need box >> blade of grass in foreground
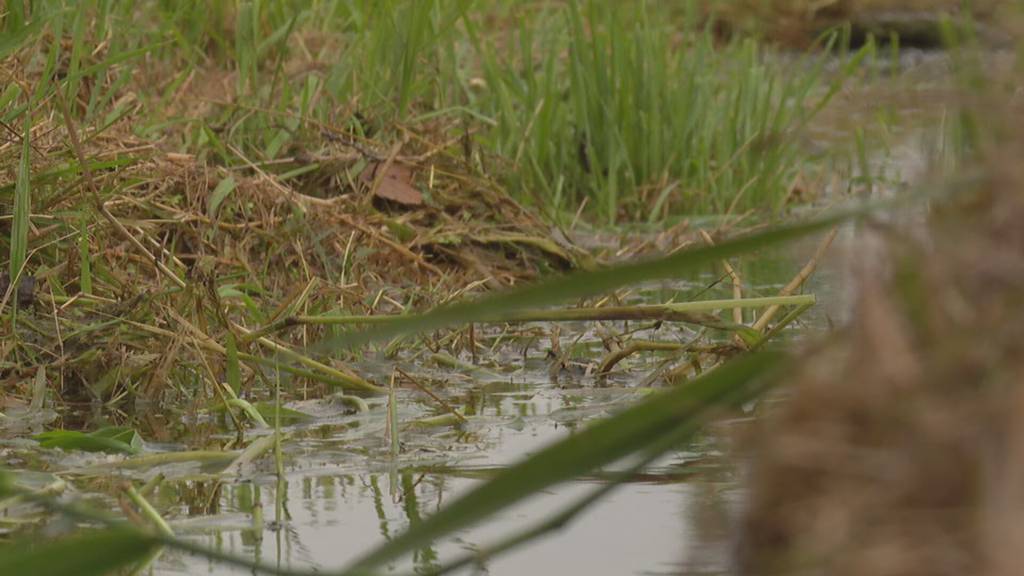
[0,527,157,576]
[314,211,853,352]
[345,350,785,571]
[9,114,31,282]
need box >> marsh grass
[0,2,871,574]
[469,2,854,222]
[3,1,839,220]
[0,0,845,403]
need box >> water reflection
[139,246,844,575]
[156,461,736,575]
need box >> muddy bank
[713,0,1016,48]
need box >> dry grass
[0,22,584,413]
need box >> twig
[698,229,744,325]
[597,340,688,375]
[752,227,838,333]
[395,367,467,424]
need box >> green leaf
[253,402,314,426]
[0,528,157,576]
[218,285,265,322]
[0,83,21,112]
[34,426,143,455]
[207,175,237,219]
[226,398,268,427]
[347,351,784,570]
[213,401,313,427]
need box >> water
[92,237,834,576]
[0,201,860,576]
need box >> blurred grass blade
[347,350,784,570]
[9,114,31,282]
[316,212,853,352]
[226,331,241,395]
[0,12,46,60]
[78,213,92,295]
[0,528,157,576]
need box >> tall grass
[0,2,879,574]
[1,0,837,225]
[468,2,841,222]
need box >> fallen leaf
[361,161,423,207]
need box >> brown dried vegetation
[0,22,585,414]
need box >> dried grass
[0,30,581,411]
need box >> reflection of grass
[0,349,791,575]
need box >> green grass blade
[0,528,158,576]
[315,210,854,352]
[0,11,47,60]
[62,40,171,87]
[346,350,785,570]
[34,427,143,455]
[226,331,242,395]
[77,213,92,295]
[9,114,31,282]
[208,175,238,219]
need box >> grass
[0,0,1004,573]
[0,0,849,404]
[2,0,839,223]
[469,2,849,222]
[0,1,882,574]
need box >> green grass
[2,0,839,225]
[468,2,851,222]
[0,0,851,397]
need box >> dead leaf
[360,161,423,207]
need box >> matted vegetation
[0,0,845,412]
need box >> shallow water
[0,168,878,576]
[117,238,840,576]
